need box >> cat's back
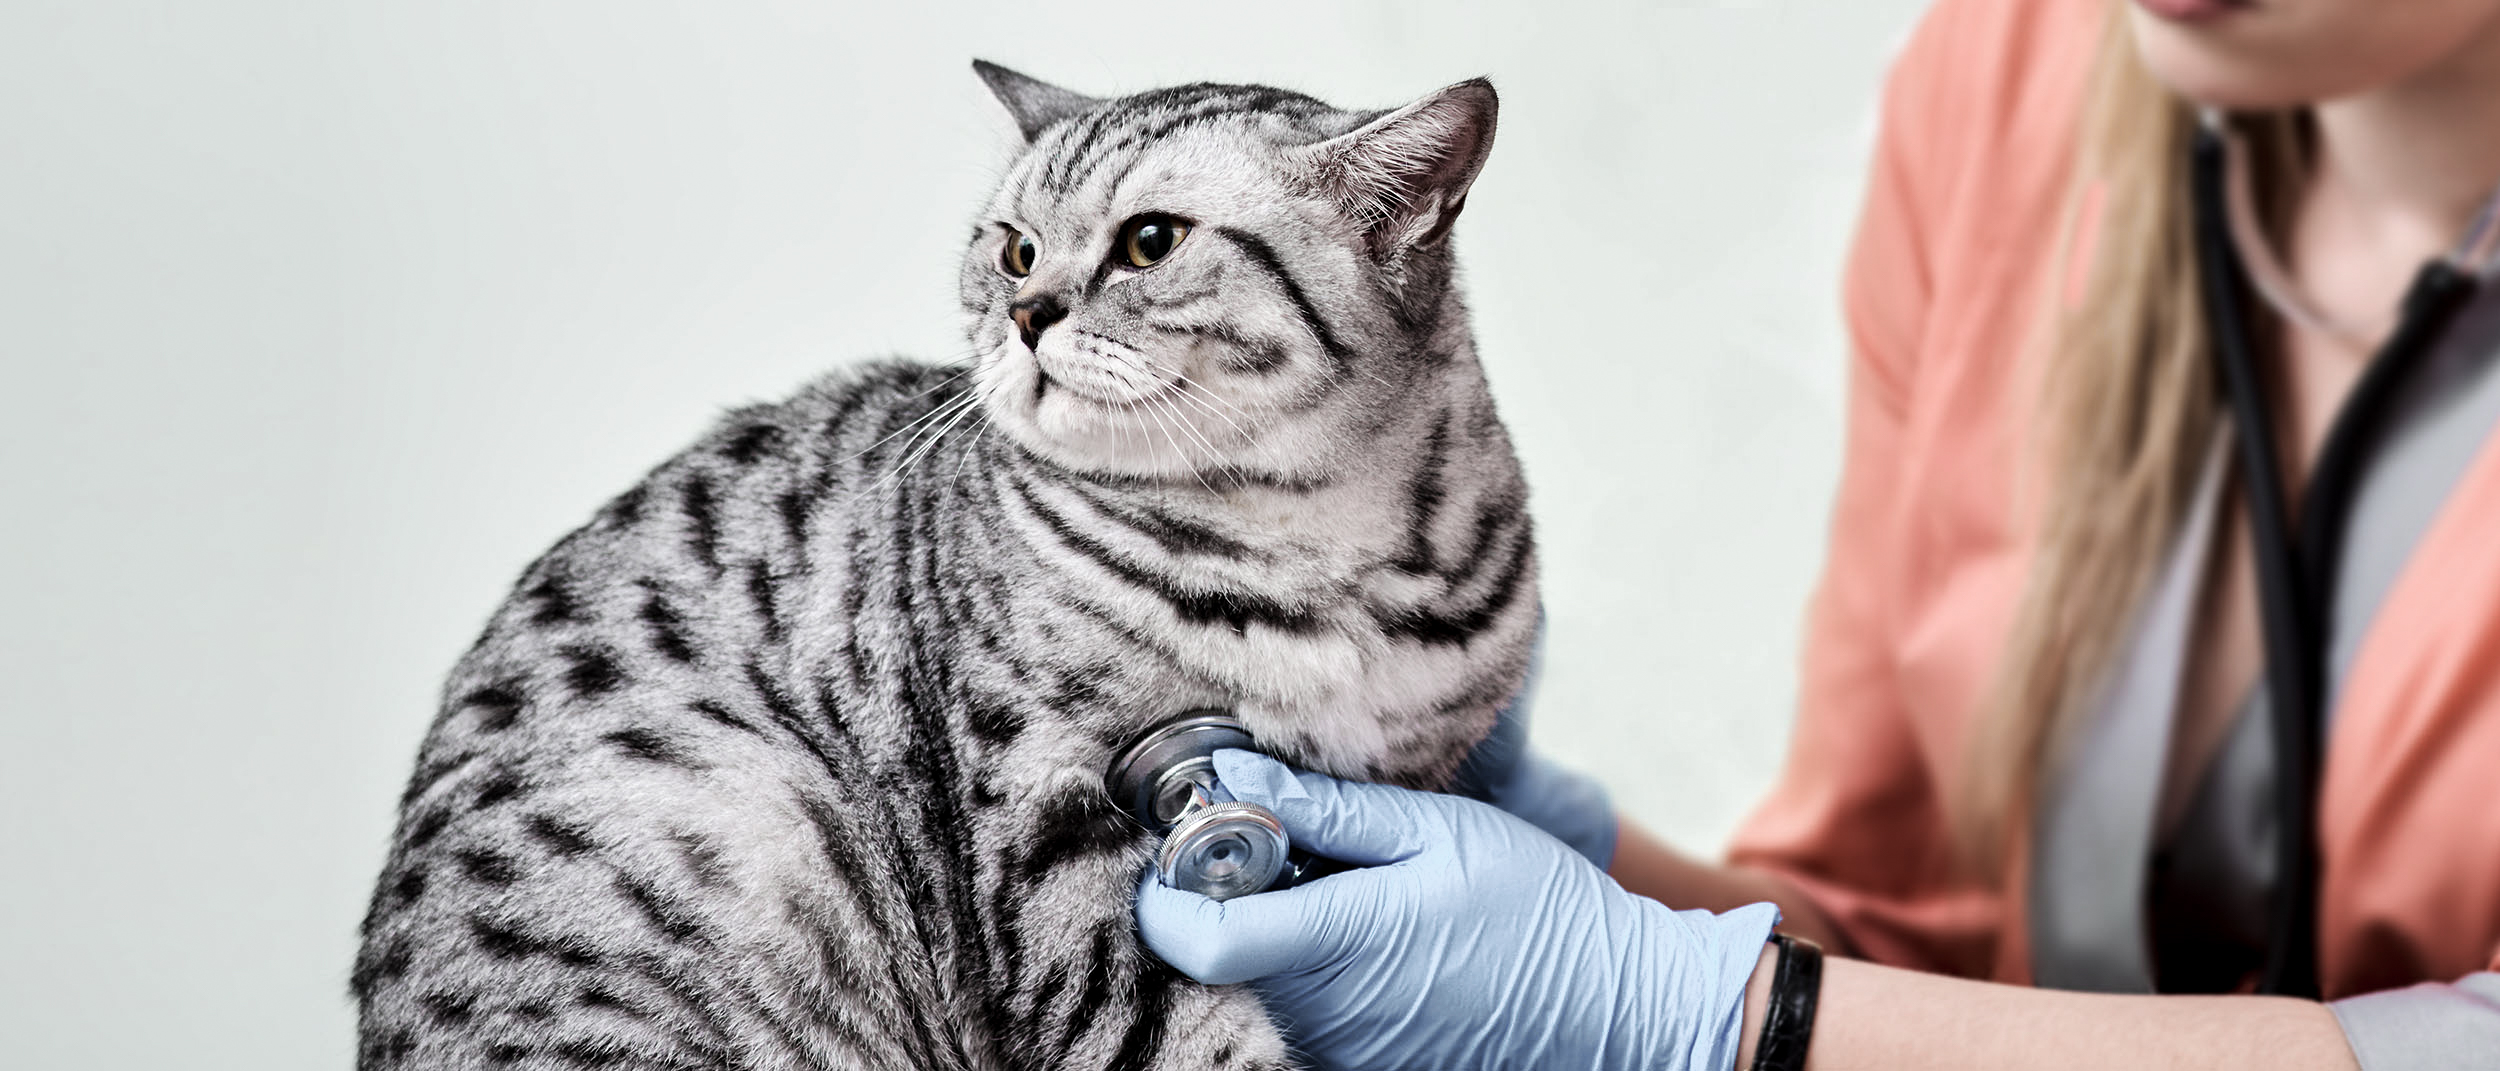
[354,357,996,1069]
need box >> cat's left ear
[973,60,1100,143]
[1297,78,1498,259]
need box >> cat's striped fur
[355,65,1536,1070]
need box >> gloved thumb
[1210,749,1434,866]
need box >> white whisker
[838,390,978,468]
[883,390,986,485]
[1159,364,1253,420]
[848,390,984,504]
[1154,393,1245,493]
[1164,375,1255,445]
[1155,393,1228,469]
[954,419,991,480]
[1138,393,1219,494]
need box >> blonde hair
[1955,4,2312,868]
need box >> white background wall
[1,0,1928,1065]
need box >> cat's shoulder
[578,355,971,527]
[698,357,970,456]
[474,357,965,614]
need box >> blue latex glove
[1137,750,1778,1071]
[1450,620,1620,869]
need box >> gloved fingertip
[1209,748,1307,804]
[1209,750,1437,866]
[1134,875,1324,985]
[1133,875,1225,978]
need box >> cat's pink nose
[1011,295,1067,351]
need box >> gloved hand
[1450,621,1620,869]
[1137,749,1778,1071]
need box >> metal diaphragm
[1156,801,1290,901]
[1105,710,1256,829]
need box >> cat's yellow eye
[1001,229,1038,277]
[1120,214,1190,269]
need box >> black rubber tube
[2189,126,2474,998]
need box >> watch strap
[1748,933,1823,1071]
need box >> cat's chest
[961,469,1534,784]
[984,565,1526,789]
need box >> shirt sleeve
[1720,0,2004,978]
[2330,973,2500,1071]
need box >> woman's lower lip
[2133,0,2251,23]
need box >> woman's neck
[2308,20,2500,262]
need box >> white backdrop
[0,0,1926,1064]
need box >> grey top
[2028,275,2500,1068]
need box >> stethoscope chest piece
[1107,709,1327,901]
[1157,801,1290,901]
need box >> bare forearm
[1612,820,2358,1069]
[1735,955,2358,1071]
[1608,819,1847,951]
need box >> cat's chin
[992,383,1215,477]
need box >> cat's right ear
[973,60,1099,143]
[1295,78,1498,261]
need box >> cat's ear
[973,60,1100,143]
[1297,78,1498,259]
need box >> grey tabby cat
[355,62,1538,1071]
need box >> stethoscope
[1105,710,1345,901]
[2190,113,2486,998]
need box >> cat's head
[960,63,1497,486]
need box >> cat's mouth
[1029,330,1184,410]
[1030,350,1183,412]
[1009,335,1241,474]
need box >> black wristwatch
[1748,934,1823,1071]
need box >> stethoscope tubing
[2188,122,2475,998]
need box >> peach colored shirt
[1724,0,2500,997]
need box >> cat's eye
[1001,229,1038,277]
[1120,214,1191,269]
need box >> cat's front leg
[1133,979,1294,1071]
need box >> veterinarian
[1136,0,2500,1067]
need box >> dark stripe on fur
[1061,481,1257,559]
[1195,320,1295,375]
[687,697,762,737]
[1380,521,1532,645]
[1390,412,1453,575]
[603,727,704,769]
[390,866,427,909]
[350,936,411,1000]
[637,590,698,664]
[613,873,708,946]
[1011,477,1321,634]
[456,847,521,885]
[1209,226,1353,370]
[1015,790,1142,885]
[669,831,735,890]
[405,807,454,850]
[473,767,529,809]
[460,683,525,733]
[526,813,597,857]
[560,644,627,697]
[681,475,722,576]
[526,573,580,626]
[467,915,604,968]
[1105,959,1179,1071]
[722,421,783,465]
[744,561,785,645]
